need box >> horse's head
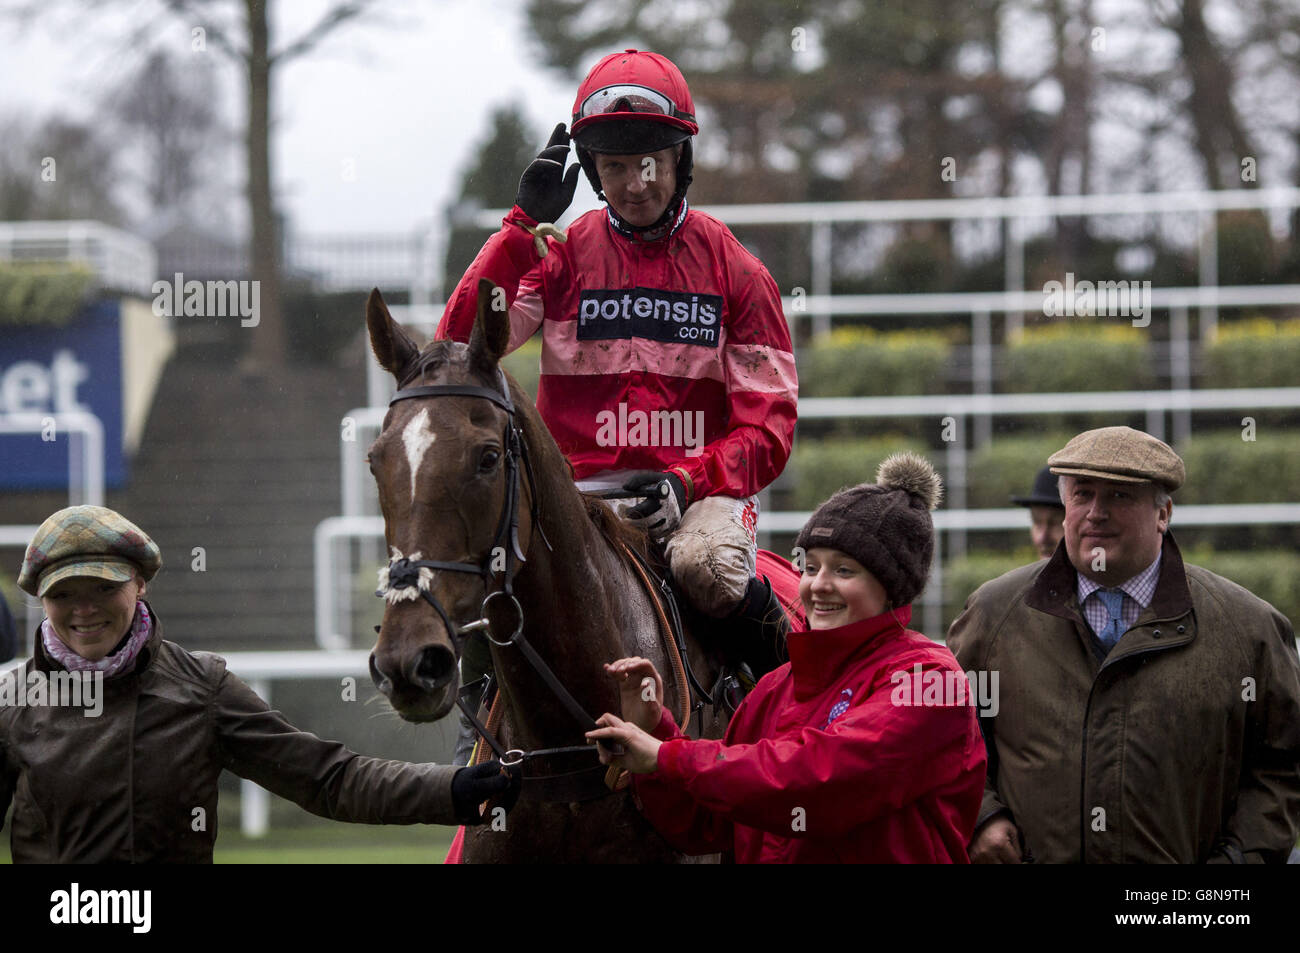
[364,280,521,721]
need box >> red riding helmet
[571,49,698,231]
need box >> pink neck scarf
[41,601,153,679]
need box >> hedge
[1003,323,1152,392]
[796,426,1300,511]
[787,434,929,509]
[1181,546,1300,628]
[0,262,95,326]
[942,550,1038,632]
[799,327,953,397]
[965,432,1074,508]
[1176,430,1300,504]
[1202,318,1300,389]
[500,336,542,401]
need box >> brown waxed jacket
[947,533,1300,863]
[0,604,458,862]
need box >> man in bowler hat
[1012,466,1065,561]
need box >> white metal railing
[326,387,1300,643]
[281,187,1300,310]
[318,383,1300,648]
[365,282,1300,422]
[0,220,157,297]
[315,516,384,650]
[462,185,1300,338]
[0,411,105,505]
[314,502,1300,661]
[335,388,1300,546]
[219,650,373,838]
[0,411,107,638]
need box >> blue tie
[1096,588,1127,649]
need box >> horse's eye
[479,448,501,473]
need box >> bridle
[375,366,621,786]
[378,367,542,652]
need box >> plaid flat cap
[1048,426,1185,491]
[17,505,162,597]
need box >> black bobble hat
[795,453,943,608]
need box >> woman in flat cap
[1,505,518,863]
[587,453,987,862]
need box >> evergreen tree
[442,106,538,294]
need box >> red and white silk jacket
[435,205,798,502]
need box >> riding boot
[452,707,480,767]
[717,574,790,681]
[452,632,495,767]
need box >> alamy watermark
[1042,272,1151,328]
[890,664,999,716]
[152,272,260,327]
[50,883,150,933]
[595,402,705,456]
[1,669,104,717]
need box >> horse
[363,279,730,863]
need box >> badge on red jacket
[823,688,854,729]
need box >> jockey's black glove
[451,759,522,825]
[515,123,581,224]
[621,471,688,539]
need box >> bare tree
[107,49,231,221]
[147,0,379,371]
[0,114,127,224]
[1152,0,1258,190]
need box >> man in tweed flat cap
[948,427,1300,863]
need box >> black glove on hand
[515,122,581,223]
[451,760,522,825]
[621,471,688,539]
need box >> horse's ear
[468,278,509,371]
[366,288,420,381]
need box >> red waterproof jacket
[436,205,798,502]
[633,606,987,862]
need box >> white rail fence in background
[317,387,1300,649]
[0,411,107,638]
[0,221,157,297]
[314,504,1300,655]
[369,282,1300,419]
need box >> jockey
[436,50,798,761]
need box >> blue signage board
[0,298,125,489]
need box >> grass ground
[212,822,457,863]
[1,800,458,864]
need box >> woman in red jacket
[587,453,987,862]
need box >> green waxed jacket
[947,533,1300,863]
[0,604,458,862]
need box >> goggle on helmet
[571,50,699,230]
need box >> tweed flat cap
[17,505,162,597]
[1048,426,1185,491]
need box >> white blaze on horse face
[401,409,437,502]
